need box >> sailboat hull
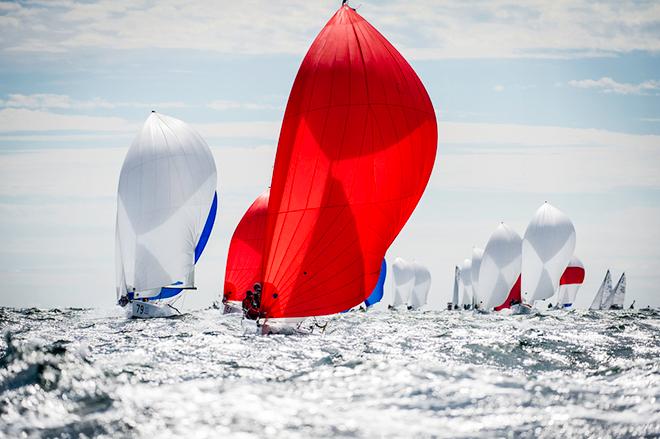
[223,301,243,315]
[129,301,180,319]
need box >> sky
[0,0,659,310]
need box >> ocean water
[1,307,659,438]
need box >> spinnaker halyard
[115,112,218,318]
[255,5,437,320]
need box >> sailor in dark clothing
[242,290,259,320]
[253,283,263,308]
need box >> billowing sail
[604,272,626,309]
[557,256,585,308]
[452,266,460,308]
[409,262,431,310]
[521,203,576,304]
[392,257,415,307]
[223,190,269,302]
[258,5,437,318]
[479,223,522,310]
[589,270,612,310]
[460,258,472,307]
[494,275,521,311]
[470,247,484,307]
[115,112,217,299]
[365,259,387,307]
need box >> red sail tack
[223,190,269,302]
[559,266,585,286]
[259,5,438,318]
[494,275,521,311]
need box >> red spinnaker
[223,190,269,302]
[260,5,438,318]
[559,266,585,286]
[494,275,521,311]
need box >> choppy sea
[1,307,659,438]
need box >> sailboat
[248,4,437,331]
[450,266,460,310]
[556,256,585,309]
[521,203,576,311]
[590,270,613,310]
[460,258,473,309]
[391,257,415,309]
[115,112,218,318]
[222,190,269,314]
[365,259,387,308]
[603,272,626,310]
[470,247,485,309]
[494,275,521,311]
[479,223,522,310]
[408,262,432,310]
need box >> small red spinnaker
[494,275,522,311]
[259,5,438,318]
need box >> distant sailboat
[451,266,460,310]
[556,256,585,309]
[253,4,437,327]
[408,262,432,310]
[603,272,626,310]
[460,258,473,309]
[223,190,269,314]
[589,270,613,310]
[470,247,485,309]
[479,223,522,310]
[365,259,387,308]
[391,257,415,309]
[115,112,218,319]
[521,203,576,308]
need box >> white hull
[223,301,243,315]
[510,303,533,315]
[130,301,180,319]
[242,317,320,335]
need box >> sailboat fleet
[114,3,631,322]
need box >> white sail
[604,272,626,309]
[589,270,612,310]
[452,266,460,307]
[115,112,217,297]
[479,223,522,310]
[557,256,585,308]
[470,247,484,308]
[460,258,473,307]
[521,203,576,304]
[391,257,414,307]
[409,262,431,310]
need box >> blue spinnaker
[365,259,387,307]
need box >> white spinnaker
[452,266,460,307]
[409,262,431,309]
[589,270,612,310]
[115,112,217,296]
[470,247,484,307]
[391,257,415,307]
[557,256,584,307]
[479,223,522,310]
[521,203,576,304]
[460,258,472,306]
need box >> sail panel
[392,257,415,307]
[365,259,387,307]
[409,262,431,309]
[611,273,626,308]
[460,258,472,307]
[452,266,460,307]
[470,248,484,307]
[590,270,612,310]
[259,6,437,318]
[479,223,522,309]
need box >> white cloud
[0,93,188,110]
[0,108,134,132]
[207,100,282,111]
[1,0,659,59]
[568,77,660,95]
[493,85,505,92]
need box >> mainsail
[479,223,522,310]
[556,256,585,308]
[589,270,612,310]
[365,259,387,307]
[470,247,485,308]
[258,5,437,318]
[603,272,626,309]
[409,262,432,310]
[392,257,415,307]
[115,112,217,300]
[460,258,473,307]
[224,190,269,303]
[452,266,461,308]
[521,203,576,305]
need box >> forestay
[479,223,522,310]
[115,112,217,299]
[521,203,576,304]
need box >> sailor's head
[246,290,253,297]
[253,283,262,293]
